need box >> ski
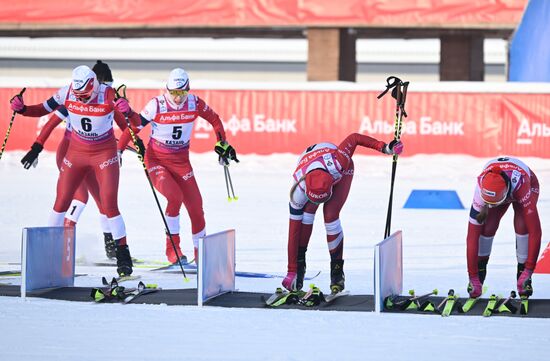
[0,271,87,278]
[159,267,321,280]
[91,278,136,303]
[460,297,480,313]
[298,284,323,307]
[323,289,350,304]
[385,289,438,311]
[520,296,529,315]
[497,291,517,314]
[437,289,459,317]
[101,275,141,285]
[0,270,21,277]
[150,260,197,271]
[482,294,501,317]
[91,258,177,268]
[123,282,161,304]
[460,285,488,313]
[262,288,306,307]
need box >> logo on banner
[358,116,464,136]
[516,118,550,145]
[194,114,297,138]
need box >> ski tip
[433,289,439,295]
[408,289,415,296]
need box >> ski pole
[224,165,238,201]
[378,76,409,238]
[223,165,232,201]
[115,85,188,282]
[0,88,26,160]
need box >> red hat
[480,171,509,205]
[305,169,333,204]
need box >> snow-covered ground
[1,151,549,360]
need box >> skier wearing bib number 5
[466,157,541,299]
[9,65,138,277]
[118,68,238,264]
[283,133,403,293]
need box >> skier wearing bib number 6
[8,65,138,277]
[12,61,123,261]
[283,133,403,294]
[118,68,238,265]
[466,156,541,299]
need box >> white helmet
[71,65,98,100]
[166,68,190,91]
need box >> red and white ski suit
[286,133,386,273]
[31,107,107,224]
[466,157,541,275]
[24,84,133,245]
[119,93,226,253]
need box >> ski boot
[103,233,116,259]
[116,245,133,276]
[478,257,488,284]
[296,247,307,291]
[330,259,345,294]
[166,234,187,264]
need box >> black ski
[297,284,324,307]
[496,291,518,314]
[384,289,438,311]
[91,278,136,303]
[123,282,161,304]
[262,288,306,307]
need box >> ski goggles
[72,79,95,101]
[168,89,189,97]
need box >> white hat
[71,65,98,99]
[166,68,190,90]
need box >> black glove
[21,142,43,169]
[214,141,239,165]
[135,137,146,158]
[382,139,403,155]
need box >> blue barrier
[21,226,76,296]
[403,190,464,209]
[509,0,550,81]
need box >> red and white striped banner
[1,87,549,157]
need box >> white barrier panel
[21,226,76,299]
[197,229,236,306]
[374,230,403,313]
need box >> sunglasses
[168,89,189,97]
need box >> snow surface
[1,151,549,360]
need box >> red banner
[2,87,550,158]
[0,0,526,28]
